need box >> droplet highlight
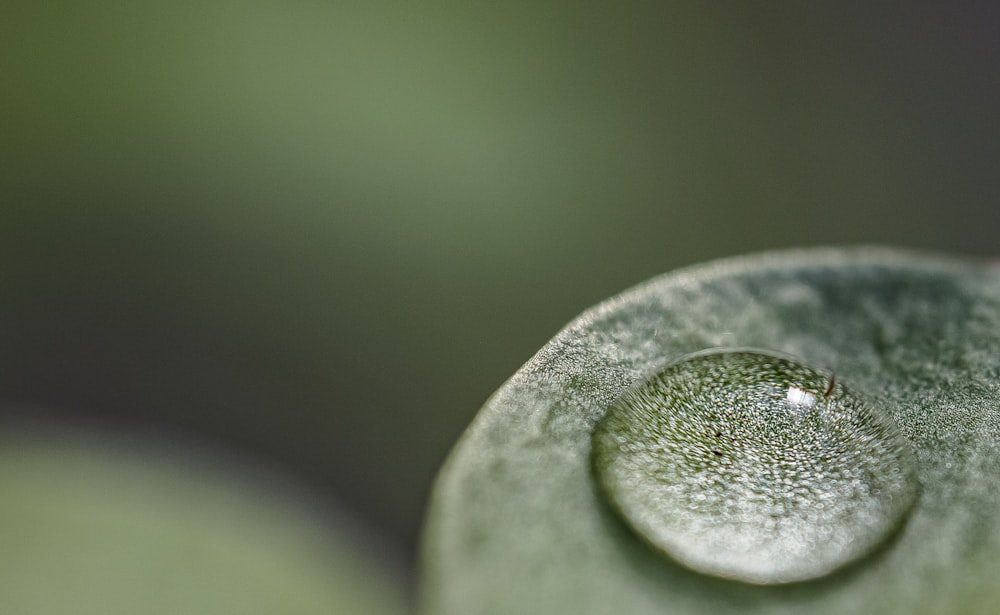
[592,349,918,584]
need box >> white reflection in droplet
[785,386,816,409]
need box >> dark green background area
[2,1,998,576]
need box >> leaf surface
[421,247,1000,615]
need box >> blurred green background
[2,0,998,598]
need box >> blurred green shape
[0,427,406,615]
[421,247,1000,614]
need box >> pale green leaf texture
[420,247,1000,614]
[0,427,406,615]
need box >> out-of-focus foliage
[0,424,405,615]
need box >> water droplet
[591,349,918,584]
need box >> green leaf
[420,247,1000,614]
[0,426,407,615]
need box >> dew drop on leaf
[591,349,918,584]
